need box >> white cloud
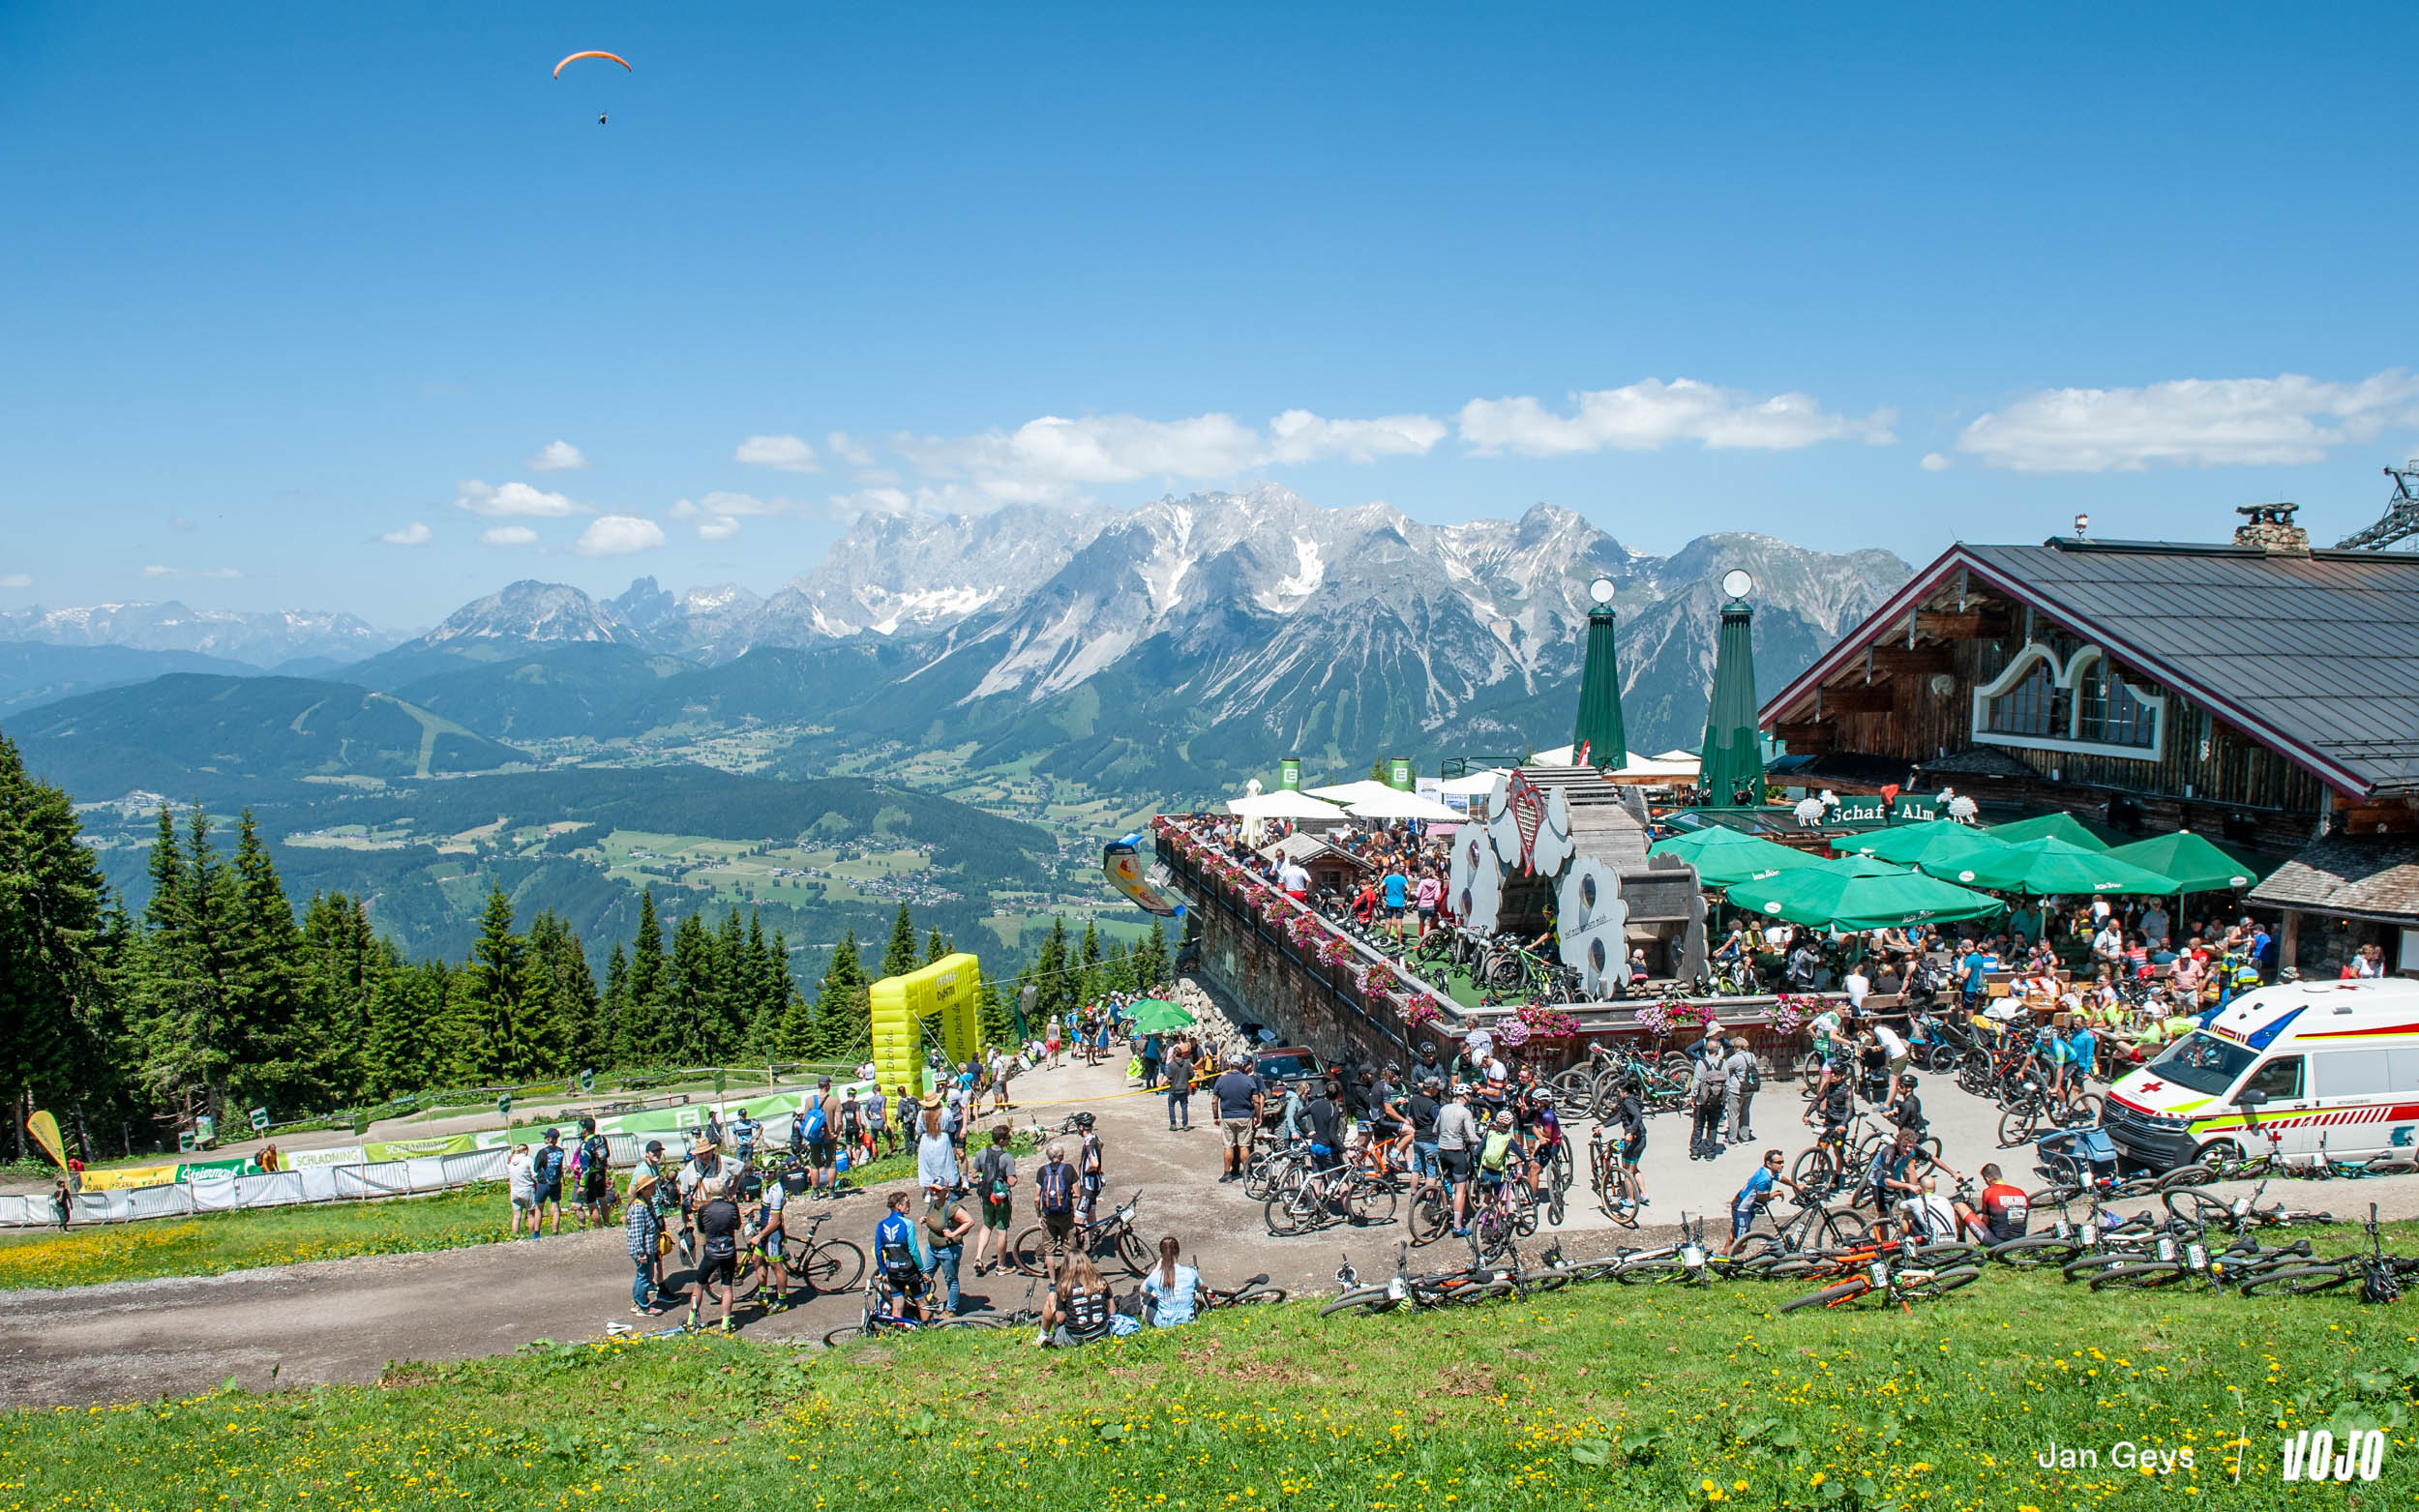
[480,525,539,547]
[735,433,821,473]
[454,479,582,518]
[1457,378,1896,456]
[825,430,875,466]
[1266,409,1447,464]
[576,515,667,556]
[895,412,1262,503]
[529,439,589,472]
[0,574,30,589]
[1920,452,1953,472]
[669,490,806,540]
[379,521,434,547]
[140,565,241,579]
[170,516,196,532]
[1954,370,2419,472]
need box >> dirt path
[11,1053,2419,1408]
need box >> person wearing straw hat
[623,1171,668,1316]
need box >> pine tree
[296,893,388,1106]
[463,887,534,1082]
[924,927,950,965]
[366,960,452,1100]
[1077,920,1102,1004]
[0,731,115,1148]
[810,930,870,1062]
[618,887,668,1065]
[1031,917,1072,1025]
[880,902,919,980]
[599,941,630,1065]
[667,912,721,1065]
[772,927,817,1059]
[1135,918,1171,990]
[974,974,1012,1050]
[1100,939,1136,996]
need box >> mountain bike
[1010,1190,1150,1278]
[821,1277,995,1346]
[782,1210,868,1295]
[1264,1161,1399,1235]
[1779,1241,1983,1314]
[1586,1125,1643,1229]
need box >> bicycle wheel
[1995,1107,2042,1147]
[1263,1193,1304,1237]
[798,1239,865,1294]
[1318,1287,1399,1318]
[2089,1262,2185,1291]
[1790,1147,1839,1194]
[1912,1242,1981,1269]
[1350,1181,1400,1229]
[2163,1190,2234,1229]
[1508,1181,1538,1235]
[2158,1164,2214,1191]
[2239,1264,2353,1297]
[1008,1227,1050,1277]
[1988,1234,2079,1268]
[1547,1182,1567,1228]
[1113,1230,1152,1277]
[1614,1258,1692,1285]
[2060,1254,2135,1284]
[1408,1186,1451,1246]
[1780,1279,1868,1313]
[1901,1265,1982,1301]
[821,1324,867,1346]
[1226,1286,1287,1307]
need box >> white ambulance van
[2101,977,2419,1171]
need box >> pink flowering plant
[1513,1000,1579,1040]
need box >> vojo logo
[2282,1428,2387,1482]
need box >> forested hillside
[0,732,1163,1161]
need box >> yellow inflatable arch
[868,952,984,1100]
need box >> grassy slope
[0,1184,526,1290]
[5,1254,2417,1511]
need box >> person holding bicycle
[1727,1149,1804,1256]
[1607,1076,1647,1214]
[1474,1109,1518,1207]
[745,1163,791,1311]
[1523,1088,1564,1195]
[1406,1075,1444,1195]
[1033,1141,1080,1283]
[873,1190,930,1323]
[1436,1082,1479,1234]
[687,1175,746,1334]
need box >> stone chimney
[2233,502,2311,555]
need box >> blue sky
[4,3,2416,626]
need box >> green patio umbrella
[1649,828,1823,887]
[1940,836,2175,895]
[1124,998,1196,1035]
[2103,832,2259,894]
[1832,819,2009,871]
[1986,813,2109,849]
[1726,861,2005,932]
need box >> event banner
[79,1157,255,1192]
[466,1088,823,1151]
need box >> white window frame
[1971,641,2165,762]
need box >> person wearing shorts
[1211,1054,1265,1183]
[971,1125,1017,1276]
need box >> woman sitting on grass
[1040,1255,1116,1348]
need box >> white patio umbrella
[1436,769,1510,795]
[1346,787,1463,821]
[1227,789,1350,820]
[1302,778,1404,805]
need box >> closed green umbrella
[1727,862,2005,932]
[2103,832,2259,894]
[1943,836,2175,895]
[1986,813,2109,849]
[1832,819,2008,870]
[1650,829,1823,887]
[1125,999,1196,1035]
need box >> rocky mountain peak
[424,580,629,646]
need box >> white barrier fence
[0,1140,669,1229]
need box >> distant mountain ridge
[0,600,398,667]
[307,487,1910,797]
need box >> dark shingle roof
[2246,834,2419,924]
[1957,543,2419,796]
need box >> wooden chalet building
[1758,504,2419,972]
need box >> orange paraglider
[552,50,631,79]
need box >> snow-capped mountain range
[5,488,1910,796]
